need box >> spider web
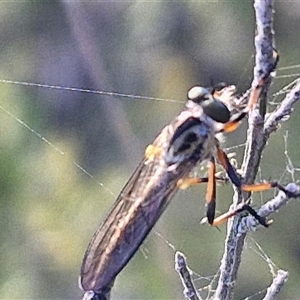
[1,4,300,300]
[0,63,299,299]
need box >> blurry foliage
[0,2,300,299]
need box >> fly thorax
[165,117,216,167]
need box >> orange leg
[178,151,270,227]
[202,51,280,226]
[215,146,270,227]
[178,148,293,228]
[210,181,297,227]
[205,158,217,224]
[208,201,270,227]
[178,52,280,227]
[214,145,300,227]
[177,158,227,225]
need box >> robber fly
[79,55,284,300]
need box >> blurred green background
[0,2,300,299]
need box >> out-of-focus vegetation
[0,2,300,299]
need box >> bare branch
[175,251,201,300]
[237,183,300,234]
[214,1,277,299]
[242,0,276,181]
[262,270,289,300]
[264,80,300,136]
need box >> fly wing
[80,136,180,293]
[80,107,214,294]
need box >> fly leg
[177,157,226,225]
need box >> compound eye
[187,86,211,103]
[187,86,231,123]
[202,99,231,123]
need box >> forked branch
[212,0,300,299]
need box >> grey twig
[236,75,300,234]
[262,270,289,300]
[175,251,201,300]
[213,0,280,299]
[264,79,300,136]
[242,0,276,182]
[237,183,300,234]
